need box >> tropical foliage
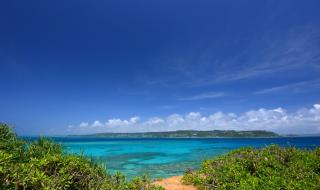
[182,145,320,189]
[0,123,163,190]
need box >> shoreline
[152,176,196,190]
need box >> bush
[0,123,163,189]
[182,145,320,190]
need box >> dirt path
[152,176,196,190]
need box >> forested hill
[71,130,279,138]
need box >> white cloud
[186,112,201,120]
[130,116,140,123]
[167,114,184,127]
[69,104,320,135]
[314,104,320,110]
[142,26,320,87]
[179,92,226,101]
[105,116,140,127]
[144,117,165,126]
[106,119,129,127]
[92,120,103,127]
[79,122,89,128]
[255,79,320,95]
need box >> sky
[1,0,320,135]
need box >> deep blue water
[26,137,320,179]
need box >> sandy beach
[153,176,196,190]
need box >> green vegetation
[74,130,279,138]
[0,123,164,189]
[182,145,320,190]
[3,122,319,189]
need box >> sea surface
[41,137,320,179]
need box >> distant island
[71,130,279,138]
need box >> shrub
[182,145,320,190]
[0,123,163,189]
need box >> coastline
[152,176,195,190]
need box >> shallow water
[49,137,320,179]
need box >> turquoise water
[50,137,320,179]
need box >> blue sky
[1,0,320,135]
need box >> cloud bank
[69,104,320,135]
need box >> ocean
[42,137,320,179]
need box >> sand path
[152,176,196,190]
